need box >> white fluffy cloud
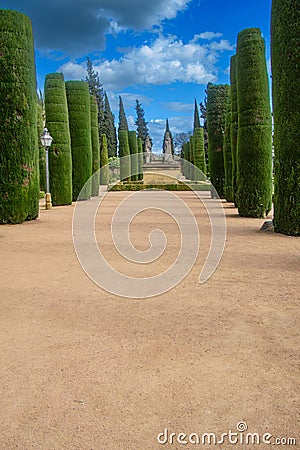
[59,34,233,89]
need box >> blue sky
[0,0,272,151]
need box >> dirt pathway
[0,192,299,449]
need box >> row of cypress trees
[0,9,110,223]
[44,75,109,204]
[204,28,272,219]
[202,3,299,236]
[118,96,144,181]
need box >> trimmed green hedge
[0,10,39,223]
[109,182,211,191]
[236,28,272,218]
[207,84,230,198]
[272,0,300,235]
[66,81,92,200]
[90,95,100,195]
[100,134,109,185]
[44,73,72,205]
[230,55,238,205]
[118,130,131,181]
[223,95,234,202]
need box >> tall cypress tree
[103,92,117,157]
[118,96,129,132]
[200,93,209,171]
[135,99,150,149]
[230,55,238,206]
[0,10,39,223]
[183,141,191,180]
[85,57,105,137]
[137,137,144,181]
[206,83,230,198]
[193,128,206,181]
[90,95,100,196]
[128,131,139,181]
[193,99,201,130]
[66,81,92,201]
[223,95,234,202]
[236,28,272,218]
[118,130,131,181]
[272,0,300,235]
[100,134,109,185]
[44,73,73,206]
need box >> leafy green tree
[272,0,300,235]
[103,92,117,157]
[0,10,39,223]
[44,73,73,205]
[66,81,92,200]
[206,83,230,198]
[100,134,109,185]
[173,132,192,155]
[118,96,129,132]
[236,28,272,218]
[90,95,100,195]
[135,99,150,149]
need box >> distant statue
[163,131,173,163]
[145,135,152,164]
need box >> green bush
[100,134,109,185]
[0,10,39,223]
[65,81,92,200]
[272,0,300,235]
[207,84,230,198]
[90,95,100,195]
[236,28,272,218]
[44,73,72,205]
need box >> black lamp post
[40,127,53,210]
